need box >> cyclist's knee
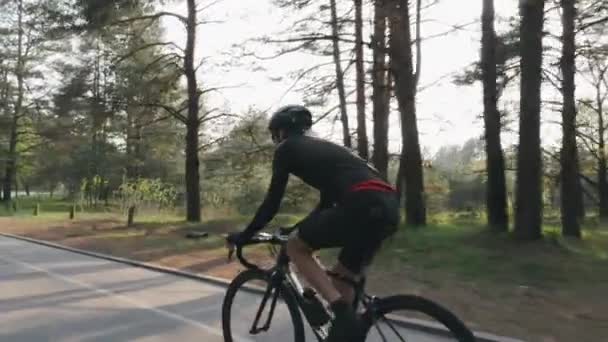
[286,236,313,258]
[332,262,361,280]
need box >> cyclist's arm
[242,146,289,237]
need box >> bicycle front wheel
[362,295,476,342]
[222,269,305,342]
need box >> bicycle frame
[239,234,407,342]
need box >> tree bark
[597,80,608,221]
[329,0,352,148]
[389,0,426,226]
[481,0,508,231]
[575,148,585,219]
[2,0,24,203]
[514,0,545,240]
[372,0,389,179]
[126,106,136,178]
[354,0,368,159]
[3,108,18,202]
[560,0,581,237]
[184,0,201,222]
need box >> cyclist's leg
[286,205,350,304]
[286,236,342,304]
[328,262,360,305]
[331,190,400,304]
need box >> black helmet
[268,105,313,135]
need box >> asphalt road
[0,235,456,342]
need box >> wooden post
[69,204,75,219]
[33,203,39,216]
[127,206,135,227]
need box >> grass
[368,216,608,290]
[3,197,608,290]
[0,196,113,218]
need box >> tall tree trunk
[481,0,508,231]
[0,65,9,202]
[184,0,201,222]
[598,82,608,221]
[372,0,390,179]
[395,0,422,198]
[3,108,18,202]
[3,0,24,203]
[575,148,585,219]
[126,106,136,178]
[515,0,545,240]
[414,0,421,86]
[329,0,352,148]
[389,0,426,226]
[354,0,368,159]
[125,105,144,178]
[560,0,581,237]
[136,125,143,177]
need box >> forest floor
[1,199,608,341]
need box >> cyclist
[227,105,400,341]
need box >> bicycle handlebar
[229,228,292,270]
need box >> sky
[160,0,523,156]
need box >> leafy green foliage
[116,177,177,212]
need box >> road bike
[221,227,476,342]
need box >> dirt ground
[2,216,607,342]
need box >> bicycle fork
[249,280,281,334]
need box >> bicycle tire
[362,295,476,342]
[222,269,306,342]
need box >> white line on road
[0,252,254,342]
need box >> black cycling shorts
[295,189,400,274]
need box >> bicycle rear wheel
[362,295,476,342]
[222,269,306,342]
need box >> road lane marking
[0,252,254,342]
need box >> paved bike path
[0,235,458,341]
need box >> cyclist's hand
[225,231,252,248]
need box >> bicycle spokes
[368,315,407,342]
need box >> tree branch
[245,42,313,60]
[577,129,601,146]
[199,111,239,124]
[413,20,478,44]
[112,12,187,26]
[197,20,224,25]
[196,0,224,13]
[113,42,184,65]
[198,135,227,151]
[580,172,598,187]
[578,16,608,31]
[141,52,184,74]
[312,91,357,124]
[579,98,601,114]
[263,35,359,45]
[197,83,246,97]
[542,69,563,93]
[128,102,187,123]
[577,131,601,161]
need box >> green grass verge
[370,221,608,289]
